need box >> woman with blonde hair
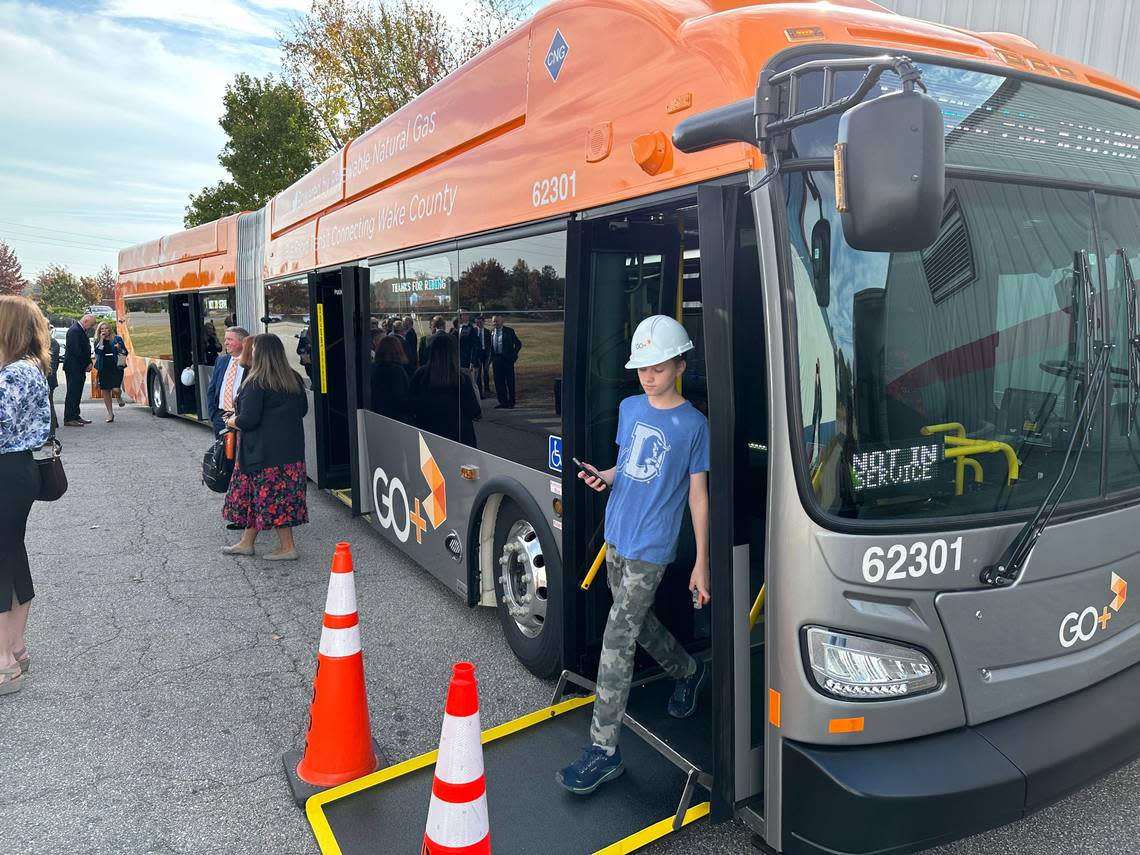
[221,334,308,560]
[92,321,128,422]
[0,296,51,694]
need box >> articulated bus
[117,1,1140,852]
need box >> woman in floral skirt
[221,334,308,560]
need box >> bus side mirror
[836,89,944,252]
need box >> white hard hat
[625,315,693,369]
[180,367,196,386]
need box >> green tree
[185,74,321,227]
[0,241,23,296]
[282,0,527,154]
[36,265,86,317]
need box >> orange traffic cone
[285,542,379,803]
[422,662,491,854]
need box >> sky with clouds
[0,0,541,281]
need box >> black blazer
[234,381,308,472]
[369,361,410,421]
[490,326,522,364]
[62,322,91,373]
[409,368,481,446]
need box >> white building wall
[877,0,1140,88]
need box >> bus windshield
[782,64,1140,523]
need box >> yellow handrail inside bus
[920,422,966,439]
[749,584,766,629]
[580,544,608,591]
[922,423,1019,492]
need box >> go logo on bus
[371,434,447,546]
[1058,572,1128,649]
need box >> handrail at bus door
[580,544,608,590]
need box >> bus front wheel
[492,497,561,678]
[149,370,168,418]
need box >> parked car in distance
[51,326,68,358]
[86,304,115,318]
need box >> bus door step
[306,695,709,855]
[553,669,715,832]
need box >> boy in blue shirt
[557,315,710,795]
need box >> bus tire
[491,496,562,679]
[148,369,168,418]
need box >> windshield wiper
[1120,249,1140,435]
[980,342,1112,586]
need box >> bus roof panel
[271,148,346,235]
[342,30,530,202]
[266,219,317,281]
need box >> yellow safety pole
[749,584,766,629]
[580,544,608,591]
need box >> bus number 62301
[532,170,577,208]
[862,538,964,584]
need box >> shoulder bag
[202,429,235,493]
[116,337,128,368]
[36,424,68,502]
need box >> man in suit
[490,315,522,409]
[206,326,249,436]
[401,316,417,373]
[456,313,477,376]
[473,315,492,397]
[418,315,447,365]
[62,314,95,426]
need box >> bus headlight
[805,626,939,700]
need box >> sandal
[14,647,29,674]
[0,664,23,696]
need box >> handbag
[35,427,68,502]
[116,352,128,368]
[202,429,235,493]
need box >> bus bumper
[780,658,1140,855]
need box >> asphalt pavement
[3,392,1139,855]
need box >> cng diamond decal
[1111,572,1127,612]
[544,29,569,81]
[419,434,446,529]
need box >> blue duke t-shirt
[604,395,710,565]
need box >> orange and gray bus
[118,1,1140,851]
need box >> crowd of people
[60,312,128,428]
[365,312,523,447]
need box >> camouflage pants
[590,545,695,749]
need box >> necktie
[222,360,238,411]
[495,330,501,354]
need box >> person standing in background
[370,335,410,422]
[473,315,492,398]
[401,316,417,373]
[62,313,94,426]
[92,322,128,423]
[490,315,522,409]
[45,318,60,431]
[206,327,248,437]
[0,296,52,695]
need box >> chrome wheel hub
[498,520,548,638]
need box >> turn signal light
[785,26,824,41]
[805,627,939,701]
[460,465,479,481]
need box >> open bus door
[306,189,765,853]
[308,267,367,514]
[167,292,202,417]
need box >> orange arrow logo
[1110,572,1127,613]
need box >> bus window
[457,232,567,471]
[787,171,1101,520]
[1096,194,1140,493]
[264,278,311,381]
[123,296,173,360]
[198,290,233,367]
[370,252,464,444]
